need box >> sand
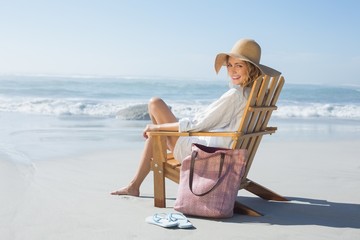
[1,137,359,240]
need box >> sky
[0,0,359,85]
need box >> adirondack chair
[147,74,287,216]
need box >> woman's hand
[143,124,159,139]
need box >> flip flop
[145,213,178,228]
[168,213,193,229]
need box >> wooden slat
[166,158,181,168]
[258,76,281,130]
[240,76,269,154]
[243,76,283,177]
[236,77,263,134]
[234,201,262,216]
[166,153,174,160]
[147,132,190,137]
[148,131,243,139]
[248,106,277,112]
[152,135,167,207]
[234,76,264,149]
[245,78,273,160]
[148,128,275,142]
[256,77,278,131]
[245,179,288,201]
[164,165,180,184]
[238,128,276,139]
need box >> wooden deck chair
[148,74,287,216]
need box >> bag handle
[188,150,225,196]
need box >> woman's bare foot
[110,186,140,197]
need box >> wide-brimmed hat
[215,39,281,76]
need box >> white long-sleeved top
[173,85,250,161]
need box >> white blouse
[173,85,250,161]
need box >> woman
[111,39,280,196]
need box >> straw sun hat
[215,39,281,77]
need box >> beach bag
[174,143,247,218]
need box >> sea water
[0,75,359,164]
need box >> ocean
[0,75,359,164]
[1,75,360,120]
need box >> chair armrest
[147,126,277,140]
[147,131,242,138]
[147,131,190,137]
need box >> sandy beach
[1,121,359,240]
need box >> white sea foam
[0,76,359,120]
[275,103,360,119]
[1,96,359,120]
[0,97,134,117]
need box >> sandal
[145,213,178,228]
[168,213,193,229]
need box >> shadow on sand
[226,196,360,228]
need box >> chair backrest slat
[233,78,262,149]
[232,75,285,178]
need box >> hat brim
[215,53,281,77]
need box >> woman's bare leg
[110,138,153,196]
[111,97,178,196]
[147,97,179,150]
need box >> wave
[0,97,125,117]
[1,97,360,120]
[275,103,360,119]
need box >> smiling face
[226,57,249,86]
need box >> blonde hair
[241,61,262,88]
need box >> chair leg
[233,201,262,216]
[245,179,288,201]
[152,161,166,208]
[152,135,168,208]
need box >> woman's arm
[143,122,179,139]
